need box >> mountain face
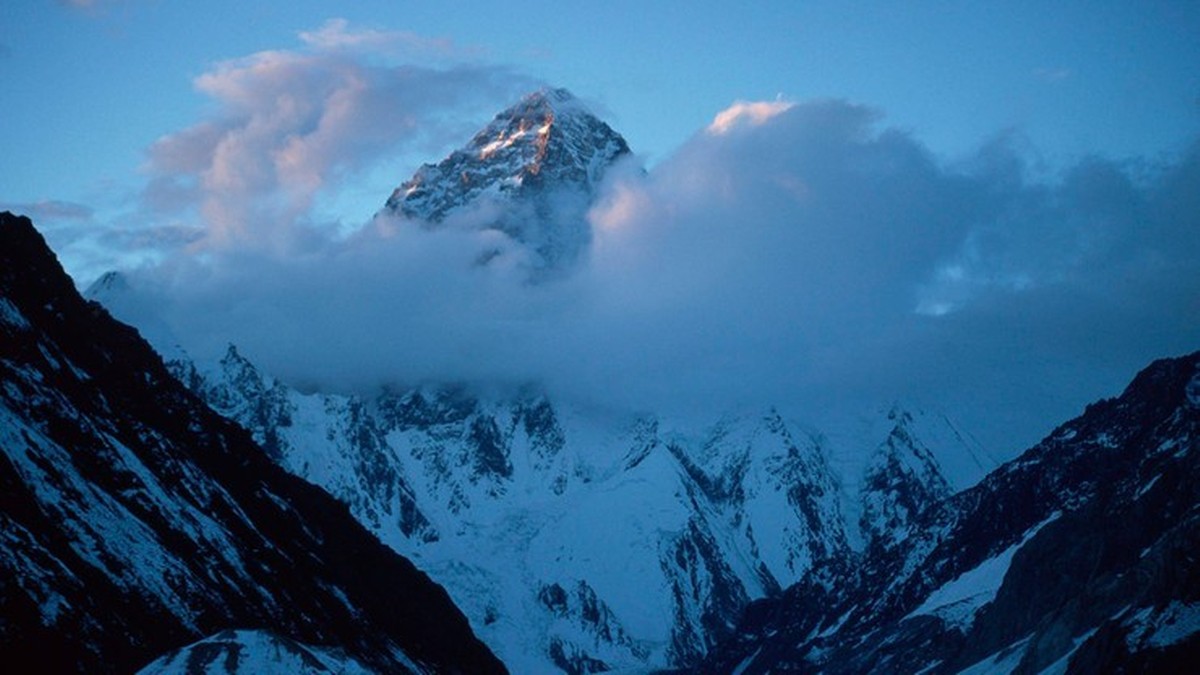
[156,342,986,673]
[63,86,1200,675]
[382,87,631,270]
[701,352,1200,673]
[77,80,992,666]
[0,212,505,674]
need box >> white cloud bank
[105,25,1200,459]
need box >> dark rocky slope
[0,212,506,674]
[703,350,1200,673]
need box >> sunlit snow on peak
[479,121,534,161]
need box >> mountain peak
[1,211,89,328]
[498,87,609,131]
[84,269,129,300]
[382,88,632,270]
[512,86,587,115]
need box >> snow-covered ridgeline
[168,344,980,672]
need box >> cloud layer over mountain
[100,30,1200,458]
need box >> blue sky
[4,1,1199,269]
[3,1,1199,456]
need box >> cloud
[1,199,94,221]
[56,0,132,14]
[1033,67,1073,83]
[112,95,1200,462]
[140,22,536,253]
[0,199,206,285]
[298,18,463,59]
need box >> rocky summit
[383,87,631,270]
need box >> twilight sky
[3,1,1199,459]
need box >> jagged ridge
[703,351,1200,673]
[158,341,979,673]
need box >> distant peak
[84,270,129,299]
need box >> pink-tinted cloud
[140,25,535,252]
[707,100,795,135]
[56,0,133,14]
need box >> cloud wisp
[1,199,94,221]
[297,18,467,59]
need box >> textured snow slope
[161,346,980,672]
[75,88,998,672]
[137,630,385,675]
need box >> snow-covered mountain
[64,86,1200,674]
[702,351,1200,673]
[160,344,983,673]
[74,90,998,672]
[382,87,631,270]
[0,212,504,674]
